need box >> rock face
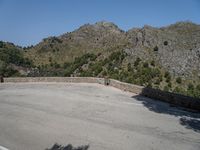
[25,21,200,78]
[126,22,200,78]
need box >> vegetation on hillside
[0,41,33,77]
[27,50,200,99]
[1,21,200,99]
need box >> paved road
[0,83,199,150]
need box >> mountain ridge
[24,21,200,77]
[1,21,200,98]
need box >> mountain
[24,21,200,78]
[126,22,200,78]
[1,21,200,98]
[25,21,127,65]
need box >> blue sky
[0,0,200,46]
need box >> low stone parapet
[3,77,105,85]
[2,77,200,111]
[109,79,143,94]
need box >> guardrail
[2,77,200,111]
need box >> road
[0,83,199,150]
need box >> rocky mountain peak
[95,21,120,29]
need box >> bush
[188,83,194,91]
[49,57,52,62]
[150,60,155,66]
[164,41,168,46]
[165,71,171,83]
[154,46,158,51]
[134,57,141,67]
[154,79,160,85]
[196,84,200,91]
[164,85,170,92]
[102,70,107,76]
[168,82,172,88]
[109,51,124,62]
[127,63,132,71]
[164,71,170,78]
[147,81,152,88]
[63,62,70,68]
[143,62,149,68]
[54,63,60,68]
[176,77,182,84]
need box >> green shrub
[165,71,171,83]
[134,57,141,67]
[109,51,125,62]
[143,62,149,68]
[154,46,158,51]
[164,85,170,92]
[164,71,170,78]
[164,41,168,46]
[154,79,161,85]
[147,81,152,88]
[168,82,172,88]
[127,63,131,71]
[188,83,194,91]
[176,77,182,84]
[49,57,52,62]
[196,84,200,91]
[102,70,107,76]
[150,60,155,66]
[173,86,185,95]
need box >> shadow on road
[46,143,89,150]
[132,95,200,133]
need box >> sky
[0,0,200,46]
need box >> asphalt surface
[0,83,199,150]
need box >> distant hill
[0,41,33,77]
[1,21,200,98]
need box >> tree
[0,41,3,48]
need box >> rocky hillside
[25,21,200,79]
[126,22,200,78]
[25,21,127,65]
[1,21,200,98]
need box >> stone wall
[109,79,143,94]
[141,88,200,111]
[3,77,104,85]
[2,77,200,111]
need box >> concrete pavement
[0,83,199,150]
